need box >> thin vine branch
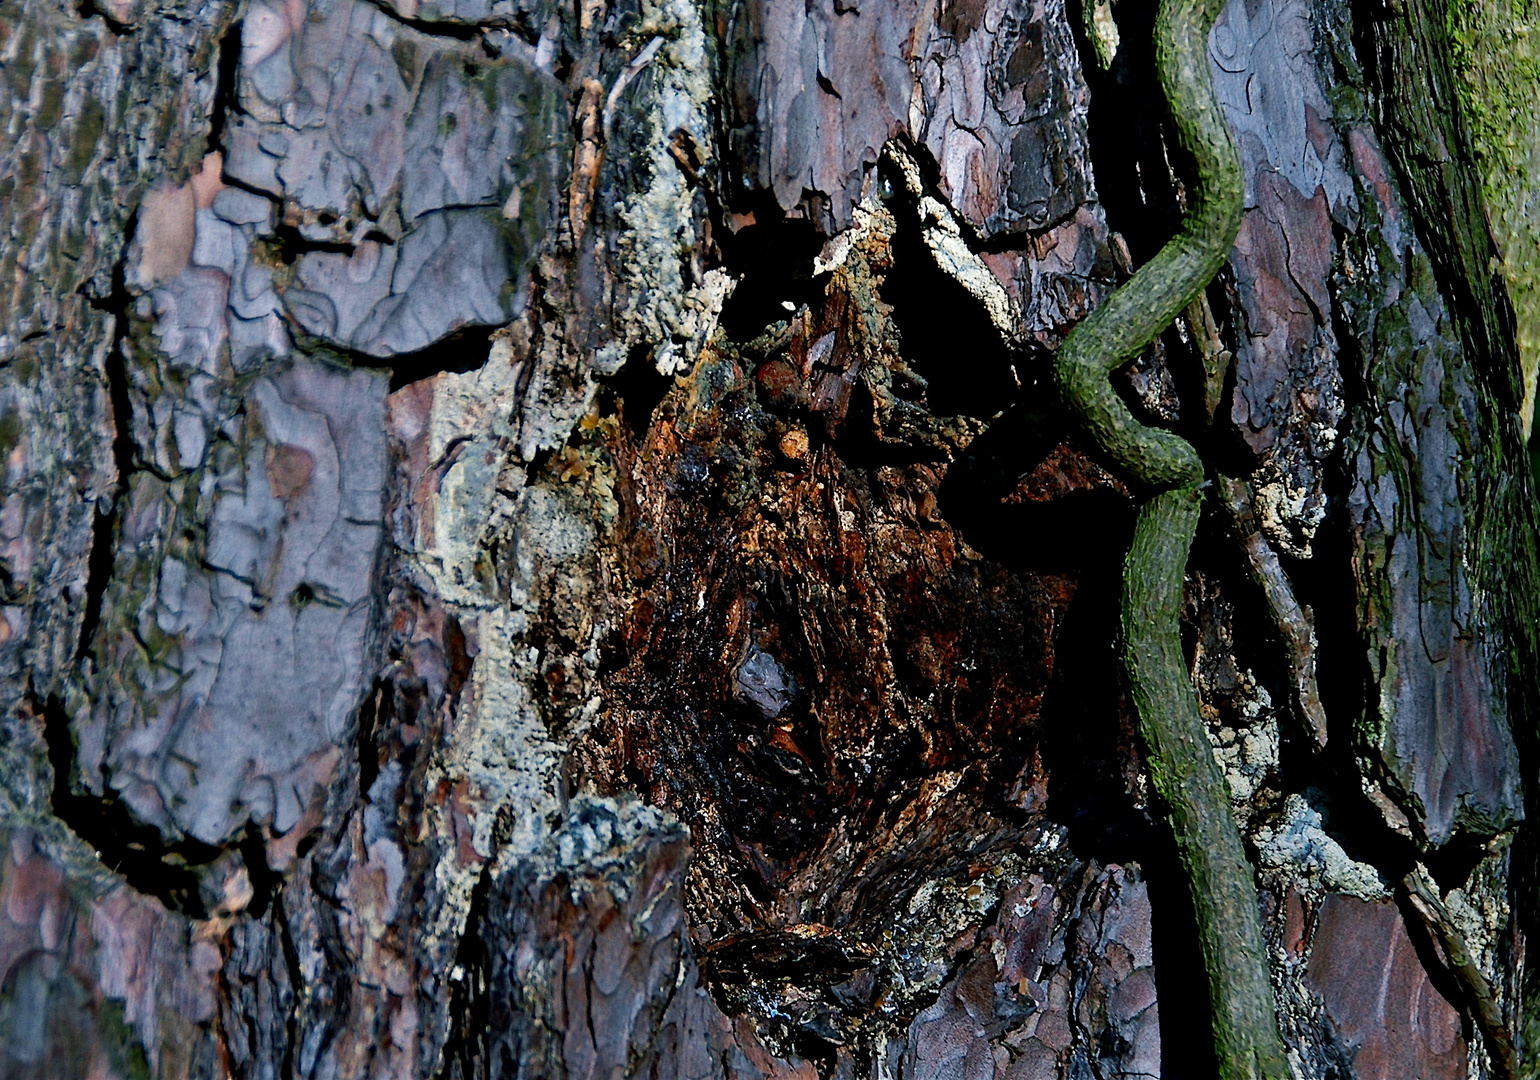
[1048,0,1290,1068]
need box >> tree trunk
[1,0,1537,1075]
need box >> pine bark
[0,0,1535,1077]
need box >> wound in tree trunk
[0,0,1536,1077]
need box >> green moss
[96,995,153,1080]
[0,409,21,466]
[35,74,64,130]
[63,95,105,183]
[1446,0,1540,434]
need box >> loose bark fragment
[1212,0,1348,558]
[1304,894,1469,1080]
[1217,476,1327,747]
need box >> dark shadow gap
[1069,0,1180,267]
[267,223,359,265]
[437,861,496,1080]
[383,323,497,391]
[36,692,216,918]
[356,0,481,40]
[597,343,673,440]
[236,825,281,920]
[355,680,385,801]
[76,0,133,35]
[876,153,1021,420]
[75,233,137,664]
[207,20,243,157]
[273,892,307,1080]
[1142,839,1222,1080]
[716,194,825,343]
[938,401,1136,572]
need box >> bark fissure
[37,692,215,916]
[73,245,137,665]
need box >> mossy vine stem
[1123,486,1289,1079]
[1050,0,1291,1071]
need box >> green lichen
[97,995,154,1080]
[62,95,104,184]
[1446,0,1540,434]
[0,408,22,465]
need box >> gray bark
[0,0,1535,1076]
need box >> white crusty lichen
[413,331,609,946]
[423,481,606,944]
[544,793,685,905]
[1201,669,1279,828]
[599,0,736,378]
[1254,793,1388,900]
[424,604,565,944]
[414,329,527,609]
[1252,445,1333,559]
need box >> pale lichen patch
[885,141,1021,348]
[415,328,527,610]
[602,0,728,378]
[1254,793,1389,900]
[424,604,565,945]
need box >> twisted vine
[1052,0,1291,1073]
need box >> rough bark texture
[2,0,1537,1077]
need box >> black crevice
[207,20,244,156]
[217,171,284,205]
[436,863,496,1080]
[875,152,1022,420]
[356,681,386,800]
[274,892,306,1080]
[1068,0,1181,267]
[236,824,283,920]
[1142,842,1222,1080]
[596,344,673,440]
[267,223,358,265]
[37,691,218,918]
[75,237,137,664]
[716,193,825,343]
[974,206,1086,254]
[76,0,133,35]
[383,322,498,391]
[356,0,482,40]
[1034,535,1147,861]
[1195,275,1264,475]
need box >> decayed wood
[1,0,1537,1076]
